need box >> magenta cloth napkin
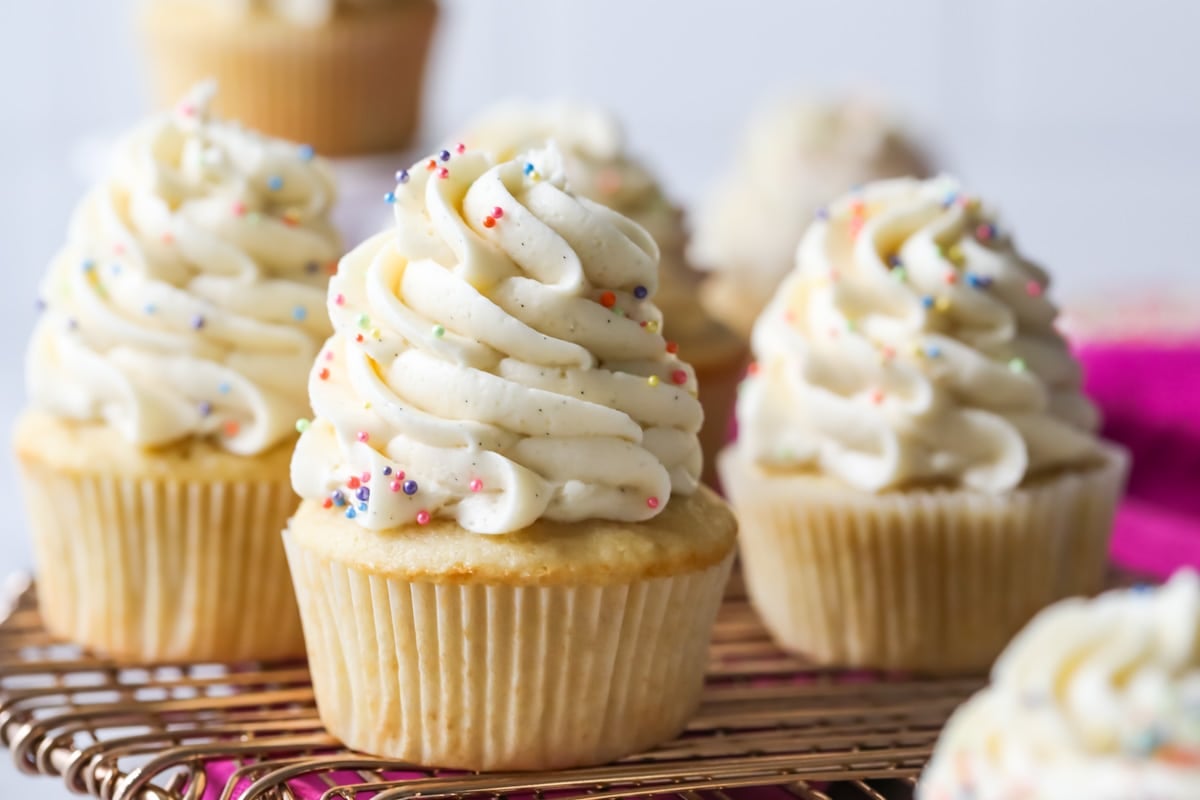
[1076,339,1200,578]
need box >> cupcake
[691,97,931,341]
[137,0,438,156]
[16,84,341,662]
[460,101,746,486]
[720,176,1127,672]
[920,570,1200,799]
[285,144,737,770]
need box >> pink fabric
[1076,339,1200,579]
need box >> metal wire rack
[0,572,981,800]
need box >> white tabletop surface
[3,0,1200,796]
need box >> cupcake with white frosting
[137,0,437,155]
[460,101,746,486]
[16,84,341,661]
[920,570,1200,799]
[691,97,931,341]
[719,176,1127,672]
[284,144,737,769]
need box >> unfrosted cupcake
[691,97,931,341]
[720,176,1127,672]
[285,144,737,770]
[460,101,745,485]
[16,84,341,661]
[920,570,1200,799]
[137,0,438,155]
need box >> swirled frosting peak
[291,144,704,535]
[920,571,1200,800]
[27,83,341,455]
[738,176,1104,493]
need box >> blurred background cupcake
[15,84,341,662]
[136,0,438,156]
[460,101,745,486]
[721,175,1127,672]
[690,96,932,343]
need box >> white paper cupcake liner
[18,458,304,663]
[285,527,735,770]
[720,446,1128,672]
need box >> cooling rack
[0,572,982,800]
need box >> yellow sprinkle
[911,343,924,357]
[647,375,660,387]
[645,320,660,334]
[529,170,542,182]
[935,296,952,312]
[947,244,964,263]
[370,328,381,339]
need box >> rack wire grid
[0,572,982,800]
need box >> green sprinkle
[295,418,311,433]
[356,313,370,329]
[1009,357,1027,373]
[891,266,908,282]
[432,324,446,338]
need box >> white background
[2,1,1199,796]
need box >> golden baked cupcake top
[920,571,1200,799]
[460,101,741,367]
[738,176,1104,493]
[292,144,704,534]
[27,83,341,456]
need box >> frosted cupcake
[920,571,1200,799]
[16,84,341,661]
[285,144,737,769]
[691,97,930,341]
[461,101,745,485]
[720,176,1127,672]
[137,0,438,155]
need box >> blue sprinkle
[345,508,357,519]
[267,175,284,192]
[926,346,942,358]
[81,259,96,273]
[110,263,122,276]
[966,273,993,289]
[218,382,231,395]
[921,295,935,310]
[298,144,315,162]
[192,314,206,330]
[382,466,393,476]
[293,306,308,322]
[358,502,368,512]
[633,285,648,299]
[1131,583,1154,594]
[815,207,829,221]
[34,298,45,312]
[395,169,410,184]
[198,401,212,417]
[356,486,370,502]
[402,480,419,496]
[887,255,903,268]
[439,149,451,162]
[145,303,157,314]
[943,191,958,208]
[332,491,346,507]
[523,163,535,176]
[384,191,397,204]
[67,318,78,330]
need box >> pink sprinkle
[438,168,449,180]
[361,472,371,483]
[646,497,660,510]
[335,294,345,306]
[671,370,687,386]
[356,431,369,443]
[870,389,885,405]
[397,471,406,481]
[469,478,483,493]
[113,243,126,255]
[232,201,246,217]
[179,104,195,117]
[416,510,431,526]
[492,206,504,219]
[324,350,334,361]
[389,480,402,493]
[1026,281,1044,297]
[455,143,466,154]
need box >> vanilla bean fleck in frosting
[27,83,341,455]
[920,571,1200,800]
[292,144,703,534]
[737,176,1103,493]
